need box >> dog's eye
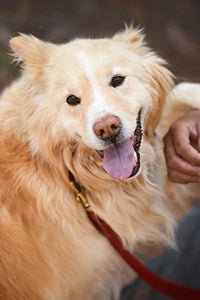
[110,75,125,88]
[66,95,81,106]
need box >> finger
[167,169,200,184]
[164,134,200,176]
[176,139,200,165]
[171,124,200,165]
[165,148,200,175]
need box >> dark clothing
[121,206,200,300]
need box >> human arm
[163,110,200,183]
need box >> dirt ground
[0,0,199,91]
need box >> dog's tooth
[133,151,137,160]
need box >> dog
[0,27,200,300]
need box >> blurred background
[0,0,199,92]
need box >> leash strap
[69,172,200,300]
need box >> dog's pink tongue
[103,139,136,179]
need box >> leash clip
[76,192,92,212]
[69,172,92,212]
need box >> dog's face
[10,28,172,180]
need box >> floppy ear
[112,26,148,55]
[9,34,52,78]
[144,60,173,137]
[10,34,45,63]
[113,26,173,137]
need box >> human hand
[163,110,200,183]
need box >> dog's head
[10,27,173,180]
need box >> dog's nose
[93,115,121,141]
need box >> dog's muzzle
[95,110,142,180]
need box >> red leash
[69,173,200,300]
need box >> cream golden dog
[0,27,200,300]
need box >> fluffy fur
[0,27,200,300]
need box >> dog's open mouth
[98,110,142,180]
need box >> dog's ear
[114,27,173,137]
[144,60,174,137]
[112,26,148,54]
[9,34,54,78]
[10,34,45,64]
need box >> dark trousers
[121,206,200,300]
